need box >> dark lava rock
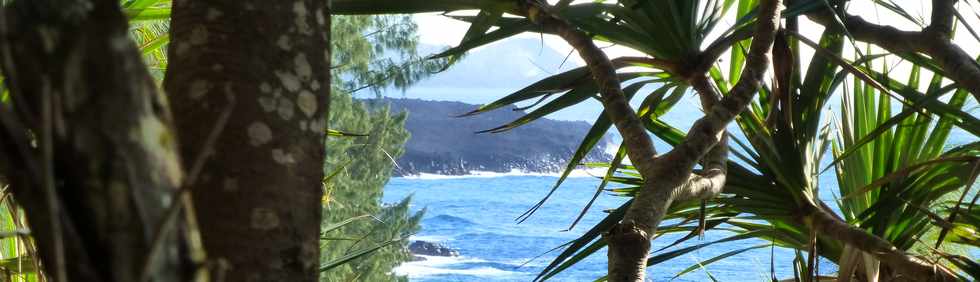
[408,240,460,257]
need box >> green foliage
[332,15,447,95]
[0,190,39,282]
[319,14,430,282]
[320,91,422,282]
[375,0,979,280]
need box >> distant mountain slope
[375,38,607,122]
[411,38,577,90]
[363,98,612,176]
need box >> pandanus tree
[0,0,977,281]
[338,0,978,281]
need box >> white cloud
[412,1,980,95]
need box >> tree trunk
[0,0,201,281]
[164,0,330,281]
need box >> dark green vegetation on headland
[369,98,612,176]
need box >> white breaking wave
[603,140,620,157]
[409,234,453,242]
[399,168,608,180]
[393,255,518,278]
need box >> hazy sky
[388,1,980,122]
[413,1,980,52]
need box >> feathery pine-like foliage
[321,93,422,282]
[319,14,432,282]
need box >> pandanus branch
[516,0,781,280]
[805,0,980,102]
[803,203,959,281]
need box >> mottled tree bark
[164,0,330,281]
[0,0,201,281]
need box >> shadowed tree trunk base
[604,221,651,282]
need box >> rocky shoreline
[364,98,613,177]
[407,240,460,261]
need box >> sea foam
[393,255,518,278]
[399,167,609,180]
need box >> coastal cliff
[363,98,612,176]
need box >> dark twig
[41,71,67,282]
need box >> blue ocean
[382,174,839,281]
[376,91,977,281]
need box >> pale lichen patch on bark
[308,118,324,133]
[258,96,276,112]
[247,121,273,147]
[293,53,312,81]
[276,97,295,120]
[296,90,316,118]
[249,208,280,230]
[160,191,173,207]
[271,148,296,164]
[315,9,326,26]
[292,2,312,35]
[275,71,301,92]
[131,115,184,186]
[260,82,272,94]
[310,80,320,91]
[299,121,308,131]
[277,35,292,50]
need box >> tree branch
[805,204,959,281]
[333,0,518,15]
[519,2,661,182]
[807,7,980,102]
[622,0,782,233]
[672,133,728,203]
[929,0,955,37]
[516,0,779,279]
[674,75,728,204]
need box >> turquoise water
[382,175,838,281]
